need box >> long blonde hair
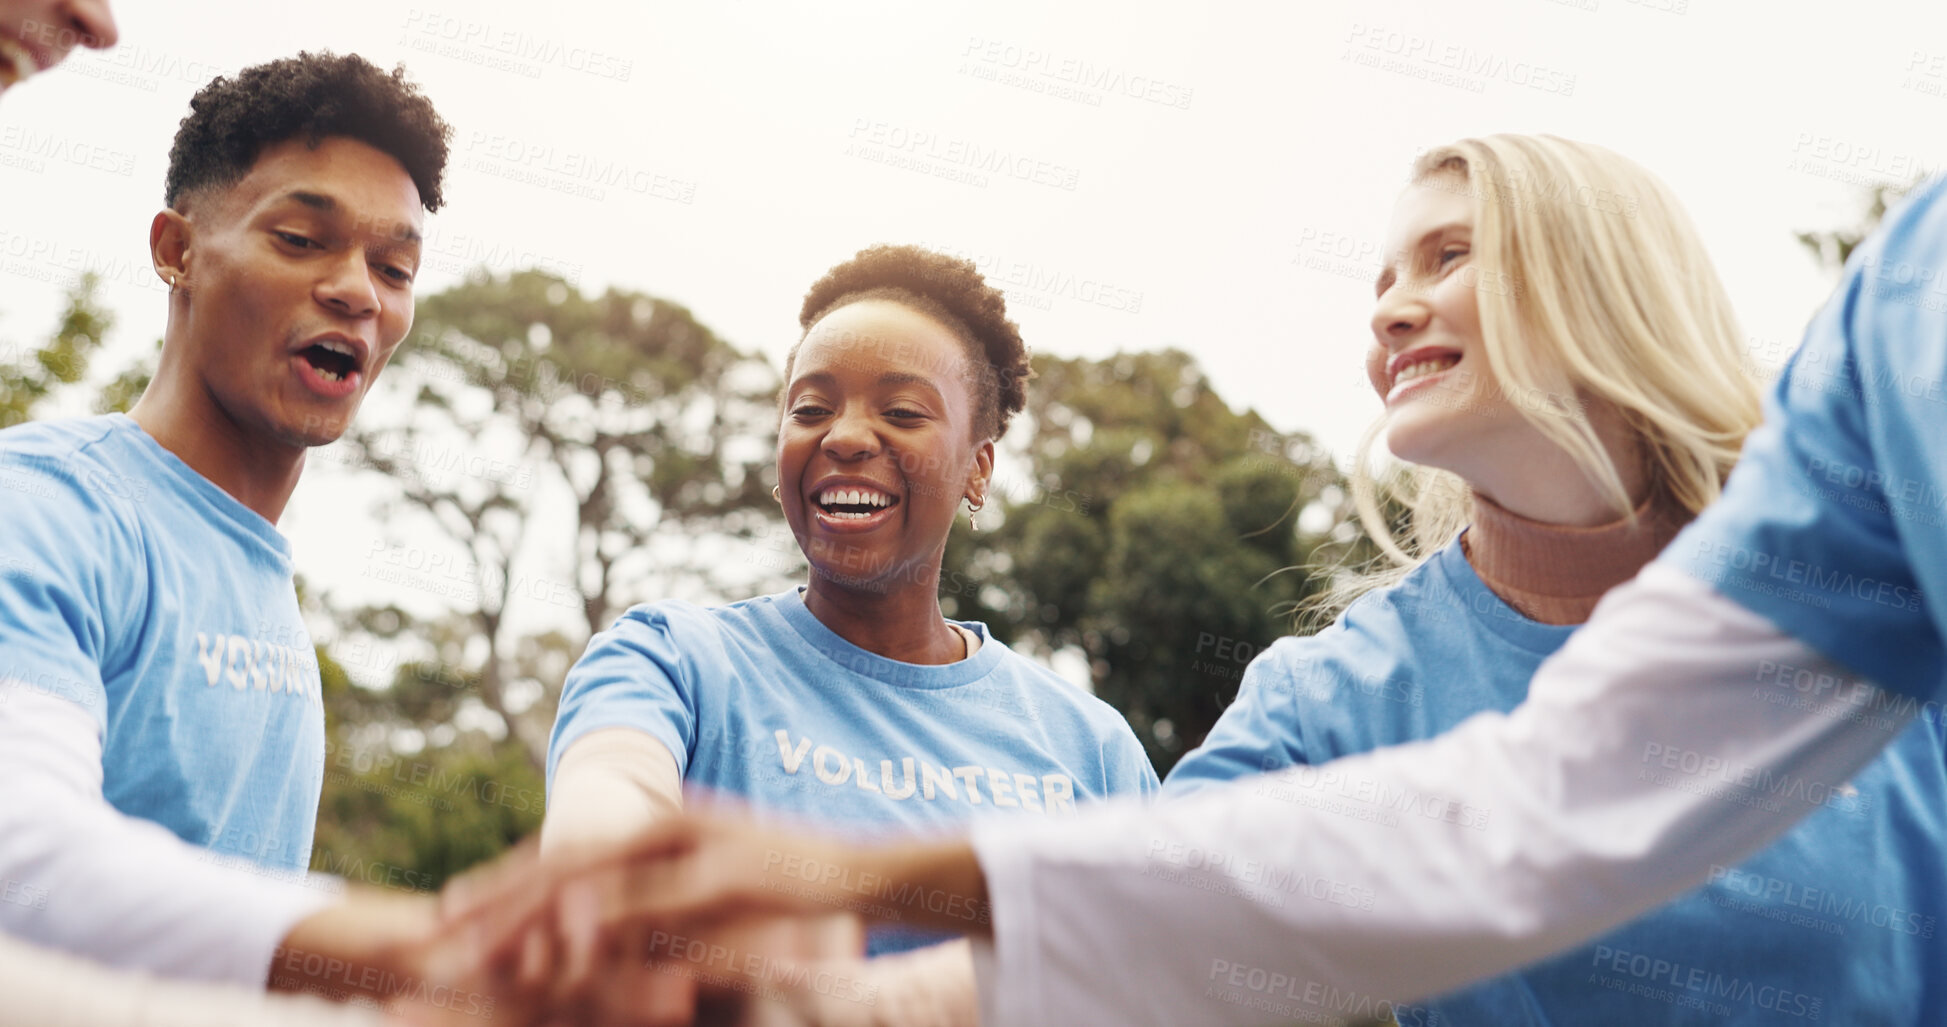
[1327,134,1761,612]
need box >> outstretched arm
[0,682,345,986]
[0,929,390,1027]
[543,727,686,852]
[966,567,1908,1025]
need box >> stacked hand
[371,808,986,1025]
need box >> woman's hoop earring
[772,485,782,503]
[966,497,985,532]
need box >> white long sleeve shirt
[970,567,1914,1025]
[0,682,341,985]
[0,928,381,1027]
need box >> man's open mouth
[298,340,361,383]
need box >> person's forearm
[862,842,991,940]
[848,940,979,1027]
[0,685,342,985]
[268,889,438,1003]
[967,566,1914,1026]
[754,939,980,1027]
[542,728,684,854]
[0,930,385,1027]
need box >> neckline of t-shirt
[1429,540,1577,656]
[105,413,294,562]
[770,587,1004,690]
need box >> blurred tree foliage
[0,273,156,423]
[334,270,783,773]
[94,340,157,415]
[0,273,113,426]
[311,630,546,892]
[960,350,1361,773]
[1795,180,1914,272]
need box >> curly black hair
[164,52,451,212]
[794,245,1032,441]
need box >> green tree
[310,620,547,893]
[310,269,786,891]
[0,273,113,426]
[94,340,157,415]
[975,350,1356,772]
[1796,180,1918,272]
[333,269,783,772]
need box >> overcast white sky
[4,0,1943,662]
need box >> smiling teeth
[818,488,893,507]
[1394,356,1459,386]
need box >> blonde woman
[1165,134,1947,1023]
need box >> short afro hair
[165,52,451,212]
[794,245,1032,441]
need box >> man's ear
[965,439,996,508]
[150,209,191,291]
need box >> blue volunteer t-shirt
[0,415,324,871]
[1169,543,1947,1025]
[1665,176,1947,701]
[550,588,1161,955]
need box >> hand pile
[362,810,974,1026]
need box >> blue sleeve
[1661,177,1947,701]
[0,452,132,729]
[1107,727,1162,799]
[546,604,706,793]
[1164,641,1313,797]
